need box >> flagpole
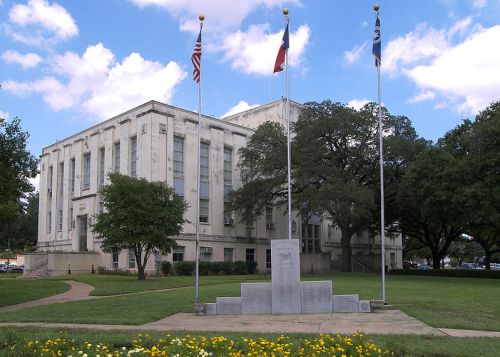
[194,14,204,307]
[374,3,386,304]
[283,8,292,240]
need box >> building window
[173,246,185,262]
[130,136,137,178]
[78,215,87,252]
[69,207,74,229]
[200,247,212,262]
[114,142,120,173]
[70,158,75,197]
[200,198,209,223]
[200,142,209,182]
[246,248,255,262]
[99,147,105,187]
[59,163,64,197]
[83,153,91,189]
[173,137,184,178]
[128,250,136,269]
[98,196,104,213]
[390,252,396,269]
[301,223,321,253]
[224,248,234,262]
[112,252,119,269]
[173,137,184,196]
[266,249,272,269]
[47,211,52,233]
[48,165,53,196]
[223,147,233,224]
[58,163,64,232]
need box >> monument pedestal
[206,238,370,315]
[271,239,302,314]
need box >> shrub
[174,261,195,276]
[246,260,258,274]
[233,261,248,275]
[388,269,500,279]
[96,266,134,276]
[160,261,172,276]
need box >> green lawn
[0,327,499,357]
[0,279,69,308]
[50,273,268,296]
[1,273,499,332]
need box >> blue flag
[372,13,381,67]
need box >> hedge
[173,260,258,276]
[388,268,500,279]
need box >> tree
[0,118,38,249]
[230,100,423,271]
[92,173,188,280]
[0,192,39,251]
[397,147,466,269]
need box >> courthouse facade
[35,99,402,275]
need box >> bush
[233,261,248,275]
[96,266,134,276]
[388,269,500,279]
[160,261,172,276]
[246,260,258,274]
[174,261,195,276]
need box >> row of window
[111,247,272,270]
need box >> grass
[0,279,69,308]
[1,273,499,331]
[0,327,500,357]
[50,273,268,296]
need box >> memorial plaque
[358,300,371,313]
[332,294,359,313]
[216,297,242,315]
[301,281,333,313]
[271,239,302,314]
[241,283,272,314]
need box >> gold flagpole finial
[198,14,205,21]
[374,3,380,11]
[282,8,289,16]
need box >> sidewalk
[1,280,499,338]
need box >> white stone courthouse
[30,99,403,276]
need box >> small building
[30,99,402,276]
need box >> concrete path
[1,281,499,338]
[0,280,97,313]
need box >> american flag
[192,31,202,83]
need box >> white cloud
[473,0,487,9]
[344,42,367,65]
[383,23,448,75]
[218,23,310,76]
[0,110,10,120]
[130,0,299,33]
[1,50,42,69]
[347,98,370,110]
[3,43,187,120]
[222,100,259,117]
[360,21,368,29]
[406,25,500,113]
[406,90,436,104]
[7,0,78,46]
[29,173,40,193]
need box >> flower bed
[3,332,392,356]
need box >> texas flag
[273,23,289,73]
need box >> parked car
[418,264,432,270]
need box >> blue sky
[1,0,500,166]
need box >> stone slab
[358,300,371,313]
[271,239,302,314]
[241,283,272,314]
[216,297,242,315]
[301,281,333,313]
[204,303,217,315]
[332,294,359,313]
